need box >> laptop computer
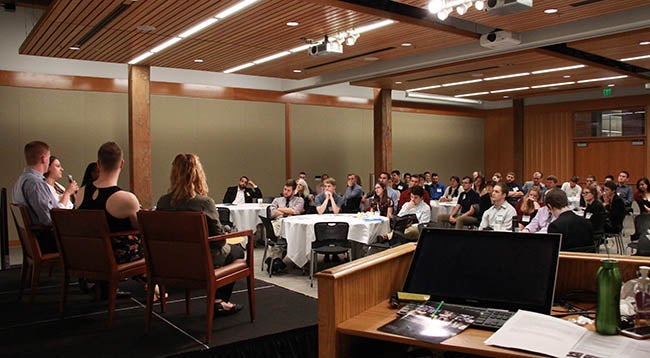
[401,228,562,330]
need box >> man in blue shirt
[428,172,446,200]
[616,170,634,211]
[314,178,344,214]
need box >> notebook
[402,228,562,329]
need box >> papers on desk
[379,304,475,344]
[485,310,650,357]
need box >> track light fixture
[428,0,485,20]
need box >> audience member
[440,176,462,202]
[473,175,486,195]
[582,185,606,236]
[581,175,603,206]
[545,175,559,190]
[341,173,364,212]
[479,182,516,231]
[521,171,545,195]
[561,176,582,199]
[403,172,411,185]
[314,178,343,214]
[423,171,433,186]
[81,162,99,188]
[268,180,304,235]
[394,186,431,240]
[547,189,594,251]
[635,177,650,215]
[616,170,634,211]
[603,181,626,234]
[295,178,313,214]
[222,176,262,204]
[438,176,480,229]
[605,174,614,182]
[504,172,524,206]
[156,153,243,315]
[364,172,399,211]
[397,175,431,212]
[44,155,78,209]
[521,203,554,234]
[428,172,446,200]
[477,180,495,221]
[514,186,542,229]
[491,172,502,182]
[296,171,313,193]
[12,141,58,253]
[366,181,394,219]
[471,171,481,181]
[315,173,329,194]
[391,170,407,192]
[77,142,143,264]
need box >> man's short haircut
[324,178,336,187]
[604,181,617,191]
[462,176,472,183]
[586,185,599,197]
[391,170,400,176]
[544,188,568,209]
[97,141,122,170]
[533,171,542,178]
[432,172,439,177]
[587,175,597,181]
[450,175,460,183]
[620,170,630,178]
[570,176,579,183]
[605,174,614,181]
[507,171,516,177]
[285,179,297,190]
[239,175,249,181]
[298,171,306,175]
[411,185,424,197]
[424,171,431,176]
[24,140,49,165]
[546,175,558,183]
[379,171,390,179]
[485,180,496,188]
[493,182,508,194]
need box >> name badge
[437,188,442,193]
[522,215,531,222]
[512,187,519,192]
[585,212,593,219]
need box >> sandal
[144,283,168,302]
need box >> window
[574,107,645,138]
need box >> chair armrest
[207,230,253,242]
[109,229,140,237]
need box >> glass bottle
[635,266,650,326]
[596,259,622,335]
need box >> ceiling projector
[308,41,343,57]
[480,30,521,49]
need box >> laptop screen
[403,228,562,314]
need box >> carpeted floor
[0,267,318,357]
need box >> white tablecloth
[279,214,390,268]
[216,203,269,231]
[429,200,456,223]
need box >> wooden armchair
[10,204,61,303]
[137,211,255,344]
[50,209,146,328]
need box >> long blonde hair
[520,186,542,214]
[168,153,208,205]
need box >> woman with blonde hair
[156,153,244,315]
[515,186,542,230]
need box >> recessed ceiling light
[503,96,509,99]
[194,59,204,63]
[137,25,156,31]
[401,43,412,47]
[395,81,402,84]
[544,8,558,14]
[640,41,650,46]
[608,84,615,87]
[364,57,379,61]
[293,69,302,73]
[69,46,80,51]
[563,75,571,78]
[286,21,299,26]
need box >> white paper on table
[484,310,586,357]
[571,331,650,358]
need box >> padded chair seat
[313,245,349,254]
[213,259,248,277]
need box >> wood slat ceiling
[18,0,650,102]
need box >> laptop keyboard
[396,301,514,330]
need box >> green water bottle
[596,259,622,335]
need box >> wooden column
[373,89,392,176]
[285,103,292,180]
[128,65,152,209]
[513,98,524,180]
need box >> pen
[432,301,444,317]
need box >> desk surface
[337,300,545,357]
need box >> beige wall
[150,95,286,203]
[392,111,484,182]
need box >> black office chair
[217,207,235,231]
[262,197,274,204]
[366,215,412,256]
[258,215,287,277]
[340,197,362,214]
[310,222,350,287]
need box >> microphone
[67,174,74,183]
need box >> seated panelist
[222,176,262,204]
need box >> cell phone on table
[620,325,650,339]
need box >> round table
[216,203,269,231]
[429,200,456,223]
[279,214,390,268]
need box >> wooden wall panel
[522,111,574,183]
[574,139,647,184]
[484,108,514,179]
